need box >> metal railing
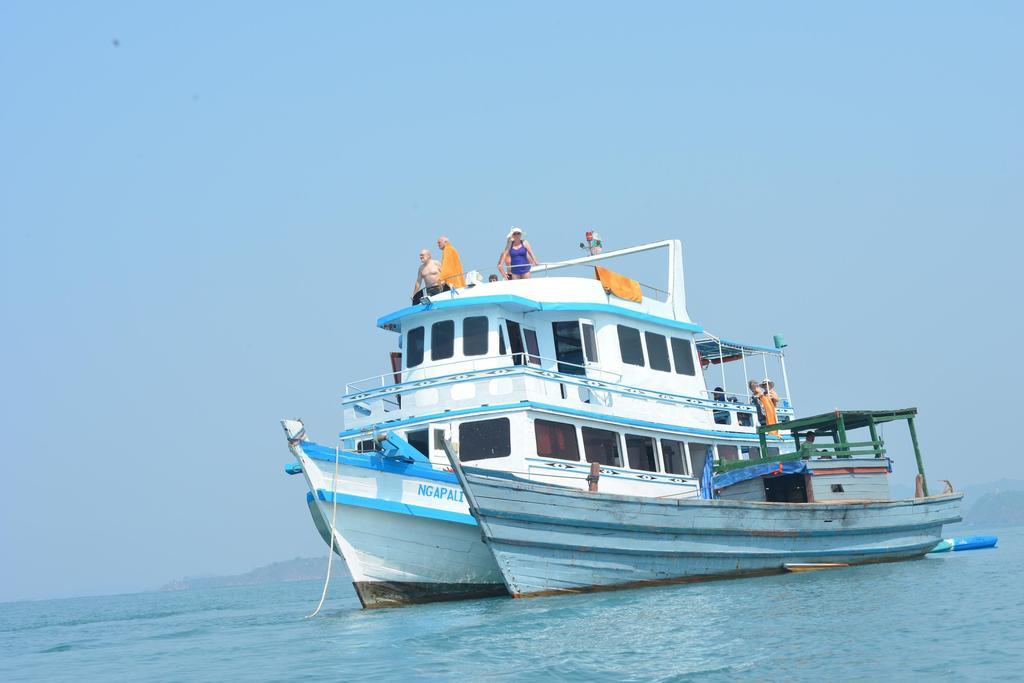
[342,357,789,436]
[419,240,682,304]
[345,353,623,395]
[715,439,887,474]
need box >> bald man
[412,249,442,304]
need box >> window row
[534,419,705,474]
[406,317,541,368]
[448,416,777,477]
[405,317,698,379]
[616,325,696,376]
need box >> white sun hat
[506,226,525,240]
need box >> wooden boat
[445,410,963,598]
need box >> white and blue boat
[283,239,804,607]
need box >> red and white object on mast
[580,230,603,255]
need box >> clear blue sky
[2,2,1021,602]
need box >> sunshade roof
[758,408,919,436]
[695,337,781,362]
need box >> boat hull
[283,421,506,609]
[303,493,505,607]
[458,469,963,598]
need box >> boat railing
[342,357,786,434]
[421,261,672,303]
[345,353,623,394]
[697,388,793,408]
[806,440,887,458]
[715,439,887,474]
[529,262,670,302]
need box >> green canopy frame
[756,408,929,495]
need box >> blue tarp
[700,446,717,499]
[713,459,807,490]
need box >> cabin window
[459,418,511,461]
[498,325,507,355]
[645,332,671,372]
[431,320,454,361]
[625,434,658,472]
[407,327,425,368]
[356,439,377,453]
[433,428,447,452]
[581,426,622,467]
[671,337,696,376]
[717,444,739,462]
[523,328,541,365]
[505,320,525,366]
[617,325,645,366]
[535,419,580,461]
[742,446,761,460]
[661,439,688,475]
[552,321,586,375]
[406,429,429,458]
[581,322,598,363]
[463,316,489,356]
[688,444,711,476]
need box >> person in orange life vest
[436,235,466,288]
[760,379,780,435]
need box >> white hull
[285,423,504,607]
[305,493,504,607]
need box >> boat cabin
[714,409,928,503]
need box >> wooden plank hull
[458,469,963,598]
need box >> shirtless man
[412,249,442,304]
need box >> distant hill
[160,557,349,592]
[964,489,1024,529]
[960,478,1024,502]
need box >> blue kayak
[951,535,998,551]
[930,535,998,553]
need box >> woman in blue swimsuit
[498,227,539,280]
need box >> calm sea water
[3,527,1021,681]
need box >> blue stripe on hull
[310,489,476,526]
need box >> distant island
[160,557,348,592]
[964,489,1024,529]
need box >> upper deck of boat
[341,240,794,450]
[377,273,697,334]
